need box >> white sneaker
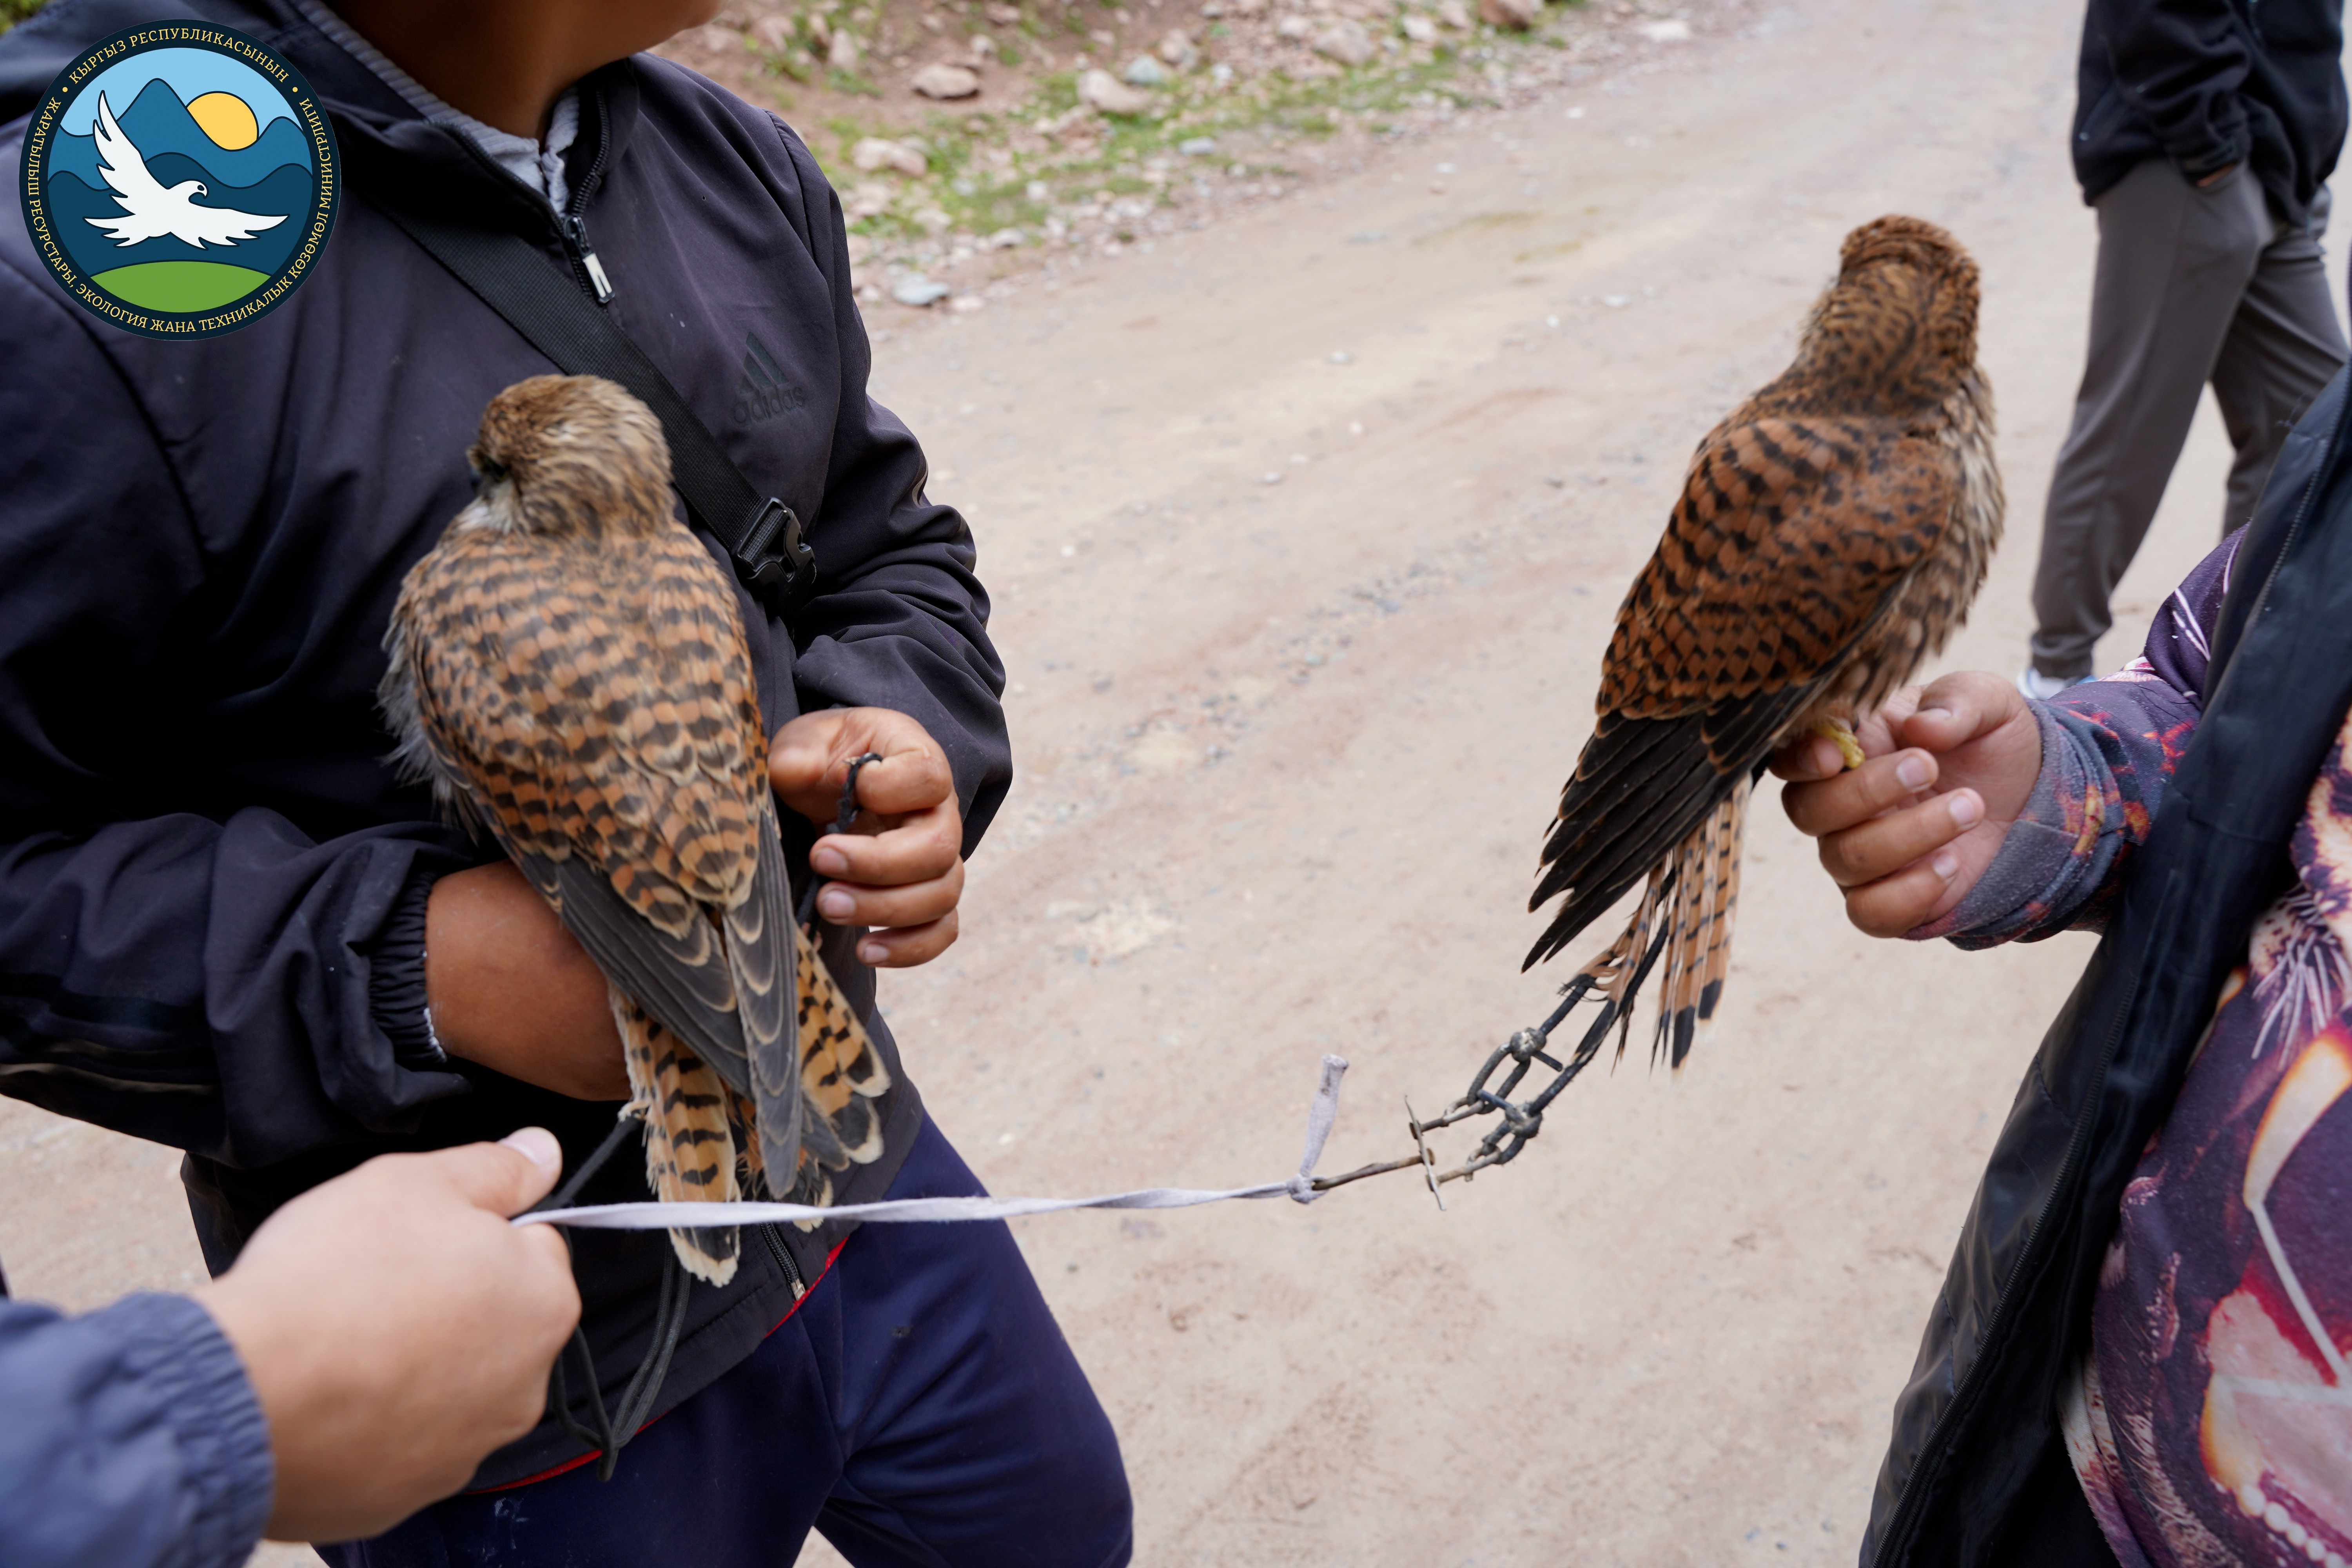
[2016,666,2085,702]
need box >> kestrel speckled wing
[379,375,882,1285]
[1527,217,2004,1069]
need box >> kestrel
[380,374,889,1285]
[1527,215,2003,1066]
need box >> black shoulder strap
[370,194,817,616]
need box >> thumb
[431,1129,565,1217]
[1899,670,2023,755]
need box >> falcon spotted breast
[1527,216,2003,1068]
[380,374,889,1285]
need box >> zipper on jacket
[760,1223,806,1298]
[560,212,614,304]
[554,86,617,305]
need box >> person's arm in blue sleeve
[0,1129,579,1563]
[0,1295,272,1568]
[0,262,475,1169]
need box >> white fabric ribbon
[516,1054,1351,1231]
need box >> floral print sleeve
[1918,534,2240,949]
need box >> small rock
[1211,61,1235,84]
[1261,471,1284,485]
[1157,29,1201,68]
[1348,229,1387,243]
[1478,0,1539,29]
[1313,19,1375,63]
[911,62,982,98]
[949,295,987,314]
[1201,0,1225,13]
[969,32,997,63]
[1437,0,1470,26]
[1329,350,1352,364]
[751,15,794,51]
[851,137,929,176]
[892,276,952,307]
[845,182,895,219]
[1122,54,1167,85]
[1026,179,1051,199]
[1178,136,1218,156]
[1275,14,1314,38]
[1078,68,1153,114]
[1401,13,1437,40]
[827,29,862,67]
[986,227,1025,248]
[1638,17,1691,41]
[1602,293,1630,308]
[808,12,833,49]
[985,1,1022,22]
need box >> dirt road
[0,0,2321,1562]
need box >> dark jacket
[0,0,1010,1488]
[2073,0,2347,225]
[0,1293,273,1568]
[1860,367,2352,1564]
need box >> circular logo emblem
[18,24,338,338]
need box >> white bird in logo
[82,91,287,249]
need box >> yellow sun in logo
[185,91,260,151]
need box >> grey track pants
[2029,158,2348,680]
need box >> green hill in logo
[90,259,270,312]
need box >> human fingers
[1898,670,2028,755]
[853,909,960,968]
[1816,788,1984,889]
[1841,851,1971,939]
[816,857,962,932]
[1766,689,1919,781]
[1782,746,1942,839]
[419,1127,564,1215]
[768,708,952,825]
[810,795,962,885]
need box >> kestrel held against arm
[0,0,1130,1560]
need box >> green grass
[92,260,269,313]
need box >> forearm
[0,813,477,1163]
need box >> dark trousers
[319,1119,1133,1568]
[2029,158,2347,680]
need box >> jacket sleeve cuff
[109,1292,276,1568]
[365,869,445,1068]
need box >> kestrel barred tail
[1526,216,2003,1067]
[381,374,890,1286]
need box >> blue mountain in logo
[45,153,311,277]
[47,77,310,192]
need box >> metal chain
[1307,875,1679,1208]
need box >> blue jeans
[320,1119,1133,1567]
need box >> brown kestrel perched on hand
[380,374,889,1285]
[1527,215,2003,1067]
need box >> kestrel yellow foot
[1814,716,1866,771]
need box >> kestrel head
[464,374,672,541]
[1788,214,1981,415]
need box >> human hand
[769,708,965,967]
[1769,671,2043,937]
[425,862,628,1100]
[192,1130,581,1543]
